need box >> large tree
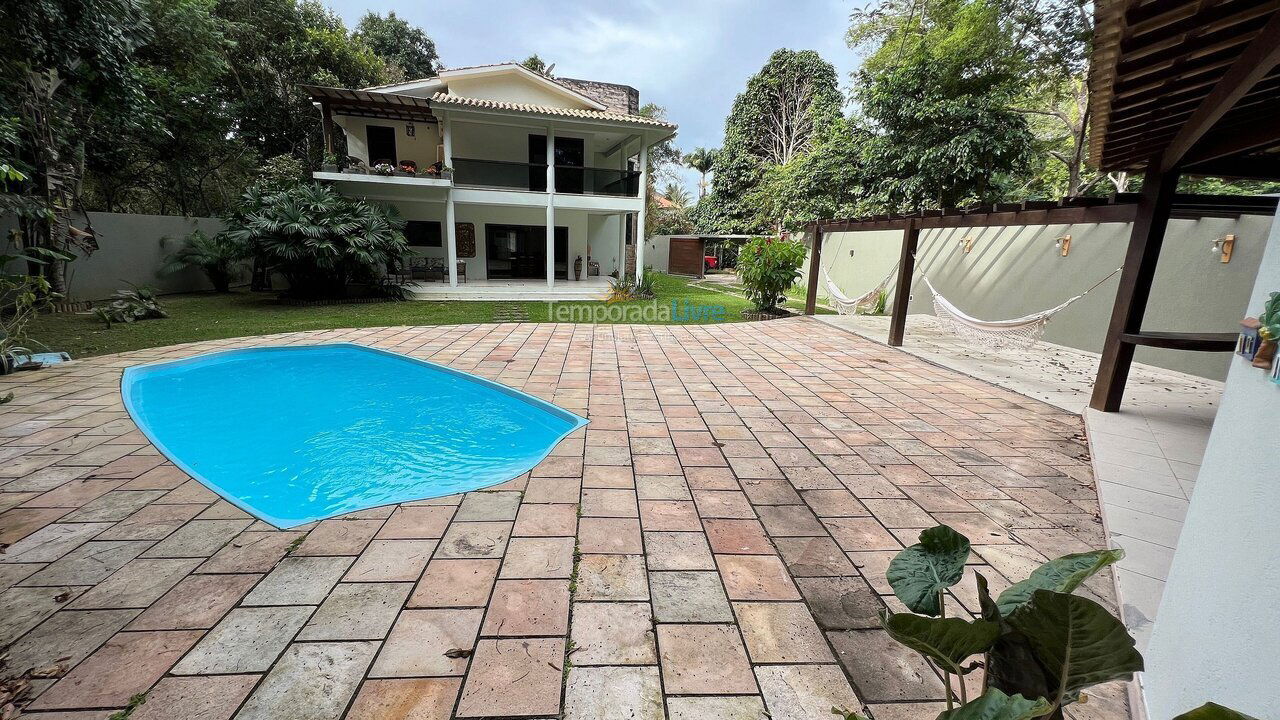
[354,11,441,81]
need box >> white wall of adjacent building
[1142,215,1280,719]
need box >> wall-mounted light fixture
[406,123,416,137]
[1211,234,1235,263]
[961,236,975,254]
[1055,235,1072,257]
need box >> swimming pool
[122,344,587,527]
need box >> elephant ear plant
[879,525,1140,720]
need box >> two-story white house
[304,63,676,300]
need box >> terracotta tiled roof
[429,92,675,129]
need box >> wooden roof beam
[1160,11,1280,171]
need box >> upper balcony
[452,158,641,197]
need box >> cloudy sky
[327,0,867,193]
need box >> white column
[635,143,648,281]
[441,113,454,172]
[443,112,458,286]
[546,128,555,288]
[617,213,627,279]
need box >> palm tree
[161,230,251,293]
[683,147,717,198]
[660,182,692,208]
[520,54,555,78]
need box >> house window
[405,220,442,247]
[366,125,397,165]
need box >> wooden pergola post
[1089,165,1179,412]
[320,101,335,156]
[804,223,823,315]
[888,219,920,347]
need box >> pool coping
[119,342,589,528]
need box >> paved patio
[1,318,1129,720]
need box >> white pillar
[546,128,555,288]
[441,113,454,172]
[445,195,458,286]
[635,143,648,281]
[617,213,627,279]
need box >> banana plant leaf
[1172,703,1261,720]
[887,525,971,616]
[881,611,1000,673]
[1007,590,1143,705]
[996,549,1124,616]
[937,689,1053,720]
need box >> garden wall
[1,212,226,301]
[801,213,1275,380]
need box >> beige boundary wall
[801,213,1276,380]
[2,212,226,301]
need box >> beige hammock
[823,266,896,315]
[920,267,1122,350]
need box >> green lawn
[28,273,796,358]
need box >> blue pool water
[122,344,587,527]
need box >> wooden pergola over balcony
[1086,0,1280,411]
[300,84,438,155]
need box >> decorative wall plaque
[455,222,476,258]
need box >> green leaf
[996,549,1124,616]
[1172,703,1262,720]
[887,525,971,615]
[1007,590,1143,705]
[975,571,1001,622]
[937,689,1052,720]
[880,611,999,673]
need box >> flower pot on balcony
[1253,339,1277,369]
[574,256,583,281]
[321,163,338,172]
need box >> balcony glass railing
[452,157,641,197]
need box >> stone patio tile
[828,629,948,702]
[866,702,950,720]
[25,540,154,586]
[644,531,715,570]
[801,489,869,517]
[931,512,1016,544]
[735,601,833,662]
[62,490,165,523]
[197,530,306,573]
[902,485,978,513]
[667,696,767,720]
[23,477,128,509]
[141,519,252,558]
[129,675,259,720]
[370,608,483,677]
[481,579,570,636]
[346,539,437,582]
[638,499,701,531]
[650,570,733,622]
[716,554,801,601]
[578,517,642,554]
[563,666,664,720]
[0,562,43,591]
[513,503,578,536]
[127,573,260,630]
[500,536,575,579]
[824,517,902,552]
[0,586,87,647]
[122,464,189,490]
[96,503,207,541]
[241,555,353,605]
[233,641,375,720]
[1,521,110,563]
[582,464,634,487]
[575,554,649,601]
[632,455,680,475]
[154,479,218,504]
[864,499,938,529]
[703,518,775,554]
[172,605,313,674]
[755,665,863,720]
[524,476,581,504]
[635,475,692,500]
[775,536,857,577]
[692,490,756,519]
[455,491,522,521]
[2,609,138,678]
[346,678,461,720]
[796,576,884,630]
[409,559,499,607]
[571,602,656,665]
[580,488,639,517]
[298,582,412,640]
[455,638,565,718]
[740,478,803,505]
[849,550,899,594]
[656,624,756,695]
[376,505,455,539]
[756,504,827,536]
[68,557,200,608]
[434,521,512,558]
[3,467,92,495]
[293,518,383,555]
[29,630,202,710]
[684,467,740,490]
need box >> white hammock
[823,266,896,315]
[921,267,1122,351]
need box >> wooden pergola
[300,84,439,156]
[803,0,1280,412]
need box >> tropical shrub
[876,525,1140,720]
[607,270,657,302]
[221,183,408,299]
[736,236,806,312]
[91,284,168,328]
[161,230,250,293]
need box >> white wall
[447,75,590,109]
[804,214,1274,380]
[336,116,441,167]
[644,234,674,273]
[1143,219,1280,719]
